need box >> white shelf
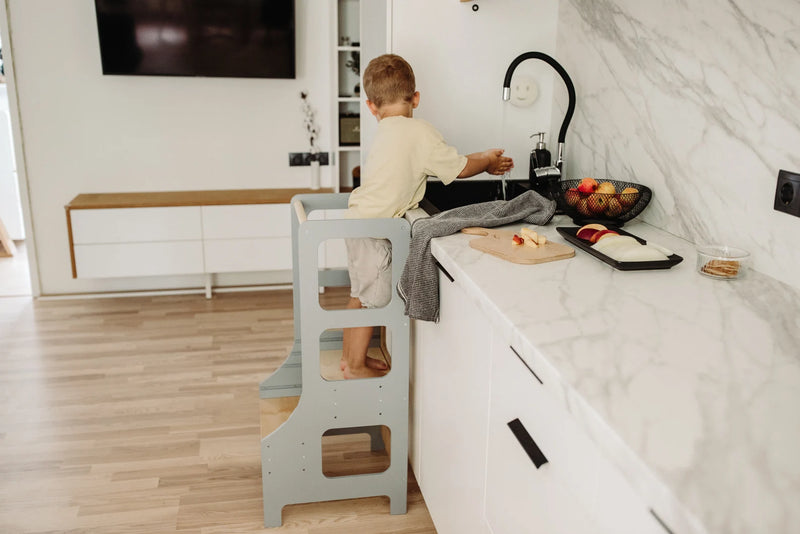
[337,146,361,152]
[338,96,361,102]
[337,45,361,52]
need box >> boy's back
[347,115,467,219]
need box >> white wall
[7,0,332,294]
[555,0,800,290]
[391,0,561,182]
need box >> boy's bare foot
[343,364,389,379]
[340,356,389,371]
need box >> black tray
[556,226,683,271]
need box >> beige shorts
[345,237,392,309]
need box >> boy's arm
[457,149,514,178]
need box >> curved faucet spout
[502,51,576,161]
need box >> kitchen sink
[421,179,532,214]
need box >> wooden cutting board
[462,227,575,265]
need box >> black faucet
[502,52,576,179]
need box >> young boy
[342,54,513,379]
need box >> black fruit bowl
[555,179,652,226]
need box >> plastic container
[696,245,750,280]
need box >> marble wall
[554,0,800,289]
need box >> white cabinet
[71,207,204,278]
[71,207,202,244]
[411,266,673,534]
[413,266,491,534]
[201,204,292,273]
[485,339,597,534]
[65,190,316,282]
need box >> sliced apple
[590,229,619,243]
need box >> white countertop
[427,214,800,534]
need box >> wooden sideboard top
[65,188,337,210]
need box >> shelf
[337,146,361,152]
[337,46,361,52]
[338,96,361,102]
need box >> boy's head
[363,54,417,111]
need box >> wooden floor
[0,289,436,533]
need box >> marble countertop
[427,215,800,534]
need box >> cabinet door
[416,266,491,534]
[485,339,597,534]
[200,204,290,239]
[71,207,202,244]
[203,237,291,273]
[74,241,204,278]
[486,338,669,534]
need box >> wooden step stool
[259,193,411,527]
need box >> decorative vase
[309,159,321,190]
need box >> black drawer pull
[509,345,543,384]
[435,260,454,282]
[507,418,548,469]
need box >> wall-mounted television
[94,0,295,79]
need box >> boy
[343,54,513,379]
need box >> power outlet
[774,169,800,218]
[289,152,330,167]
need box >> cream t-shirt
[347,116,468,219]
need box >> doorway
[0,28,32,297]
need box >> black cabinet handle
[509,345,543,384]
[507,418,548,469]
[435,260,454,282]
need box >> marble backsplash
[553,0,800,290]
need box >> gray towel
[398,190,556,322]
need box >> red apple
[619,187,639,208]
[577,177,598,194]
[564,188,581,207]
[576,197,593,217]
[604,197,624,218]
[587,193,609,214]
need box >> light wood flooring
[0,289,436,533]
[0,240,32,296]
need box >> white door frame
[0,0,41,297]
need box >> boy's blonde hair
[363,54,416,108]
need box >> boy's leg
[342,297,388,378]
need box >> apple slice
[590,229,619,243]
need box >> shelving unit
[330,0,390,192]
[331,0,362,192]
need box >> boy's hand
[484,149,514,175]
[458,148,515,178]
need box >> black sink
[421,179,532,214]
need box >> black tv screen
[94,0,295,79]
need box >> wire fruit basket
[555,178,652,226]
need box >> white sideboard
[65,188,335,295]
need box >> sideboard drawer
[71,207,202,244]
[201,204,290,239]
[74,241,204,278]
[203,237,292,273]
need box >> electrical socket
[289,152,330,167]
[774,169,800,218]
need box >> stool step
[259,330,385,399]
